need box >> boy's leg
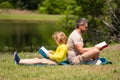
[38,58,57,64]
[14,52,20,64]
[19,58,57,65]
[19,58,41,64]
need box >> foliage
[0,1,13,9]
[58,0,109,45]
[38,6,47,14]
[38,0,79,14]
[23,0,41,10]
[0,0,43,10]
[58,15,79,34]
[57,0,120,44]
[103,0,120,43]
[0,0,120,50]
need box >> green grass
[0,13,65,21]
[0,44,120,80]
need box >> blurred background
[0,0,119,52]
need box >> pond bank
[0,9,65,21]
[0,13,65,21]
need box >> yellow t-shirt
[49,44,68,63]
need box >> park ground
[0,44,120,80]
[0,9,120,80]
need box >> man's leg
[73,48,100,64]
[80,48,100,61]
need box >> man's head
[76,18,88,33]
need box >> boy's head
[52,31,67,45]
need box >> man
[67,18,102,64]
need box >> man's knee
[73,56,81,64]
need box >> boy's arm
[49,46,67,60]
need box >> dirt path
[0,9,35,14]
[109,44,120,50]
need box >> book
[95,41,109,50]
[38,46,49,58]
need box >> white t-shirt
[67,30,84,63]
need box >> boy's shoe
[14,51,20,64]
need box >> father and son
[14,17,110,65]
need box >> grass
[0,13,65,21]
[0,44,120,80]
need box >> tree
[0,1,13,9]
[59,0,109,45]
[103,0,120,43]
[0,0,43,10]
[38,0,79,14]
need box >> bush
[38,6,47,14]
[0,1,13,9]
[38,0,78,14]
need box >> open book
[38,46,49,58]
[95,41,109,50]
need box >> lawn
[0,13,65,21]
[0,44,120,80]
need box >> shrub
[38,6,47,14]
[0,1,13,9]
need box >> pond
[0,21,65,52]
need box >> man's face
[79,23,88,33]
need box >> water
[0,21,65,51]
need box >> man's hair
[76,18,88,28]
[52,31,67,44]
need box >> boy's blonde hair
[52,31,67,45]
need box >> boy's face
[54,38,59,45]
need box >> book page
[95,41,108,49]
[38,46,49,58]
[41,46,48,54]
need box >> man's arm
[74,44,99,55]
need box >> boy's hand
[46,52,52,57]
[48,50,53,54]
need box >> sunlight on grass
[0,13,65,21]
[0,44,120,80]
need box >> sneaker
[14,51,20,64]
[99,58,112,65]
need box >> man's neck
[76,28,82,34]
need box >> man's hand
[94,46,102,50]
